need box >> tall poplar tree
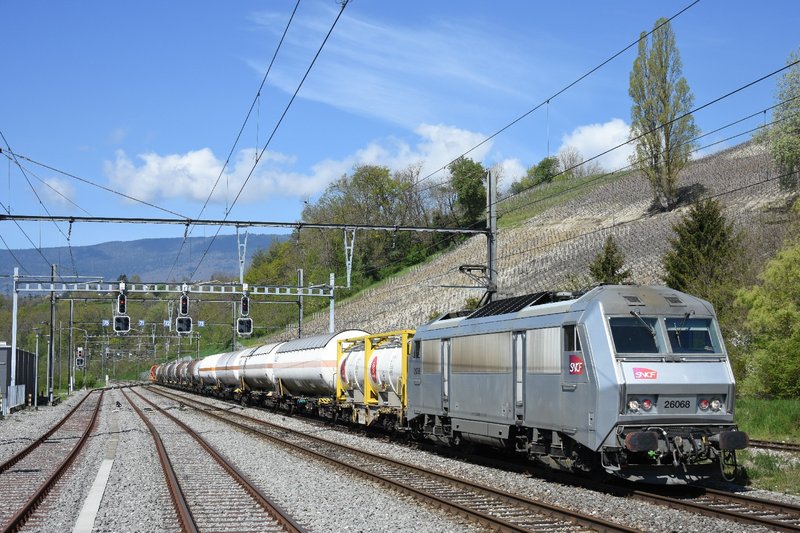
[629,17,699,211]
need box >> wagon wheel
[720,449,738,482]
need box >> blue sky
[1,0,798,256]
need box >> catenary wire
[0,231,31,275]
[411,0,702,194]
[0,152,91,216]
[352,99,796,282]
[374,108,796,286]
[167,0,302,281]
[499,98,800,225]
[496,59,800,210]
[0,198,60,278]
[0,130,79,276]
[187,0,350,281]
[0,149,189,219]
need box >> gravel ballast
[3,384,800,532]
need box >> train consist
[152,284,748,483]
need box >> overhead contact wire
[167,0,302,281]
[188,0,350,281]
[412,0,702,193]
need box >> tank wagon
[153,285,747,483]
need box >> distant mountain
[0,233,287,292]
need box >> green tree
[662,199,742,296]
[589,235,631,284]
[766,47,800,190]
[448,157,486,226]
[736,199,800,397]
[510,156,560,194]
[629,17,699,211]
[662,199,753,381]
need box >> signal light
[179,293,189,316]
[642,399,653,411]
[240,295,250,317]
[76,356,85,368]
[176,316,193,334]
[237,317,253,336]
[114,315,130,333]
[699,398,710,410]
[117,293,127,315]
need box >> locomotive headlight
[710,398,722,412]
[699,398,710,410]
[628,399,640,412]
[642,399,653,411]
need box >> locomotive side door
[560,324,592,442]
[441,338,450,412]
[513,331,525,420]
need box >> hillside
[277,141,793,339]
[0,233,286,292]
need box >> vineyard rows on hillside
[274,141,792,338]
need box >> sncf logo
[633,367,658,379]
[568,354,585,375]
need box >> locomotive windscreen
[609,316,659,354]
[665,317,718,353]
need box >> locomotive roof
[449,285,713,323]
[466,291,574,319]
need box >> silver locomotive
[407,284,748,483]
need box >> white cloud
[558,118,633,171]
[492,158,526,188]
[40,177,75,205]
[103,123,492,203]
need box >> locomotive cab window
[564,324,581,352]
[609,316,660,354]
[665,317,720,354]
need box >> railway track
[0,390,104,532]
[147,385,636,533]
[749,439,800,453]
[153,385,800,532]
[121,387,306,533]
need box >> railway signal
[179,293,189,316]
[176,316,192,335]
[237,317,253,336]
[114,315,130,333]
[117,293,127,314]
[240,294,249,317]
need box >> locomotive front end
[594,288,748,483]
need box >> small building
[0,342,37,415]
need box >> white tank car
[273,330,368,396]
[340,343,403,396]
[176,361,190,383]
[197,352,228,385]
[187,360,201,384]
[240,341,285,391]
[165,361,179,382]
[214,349,255,387]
